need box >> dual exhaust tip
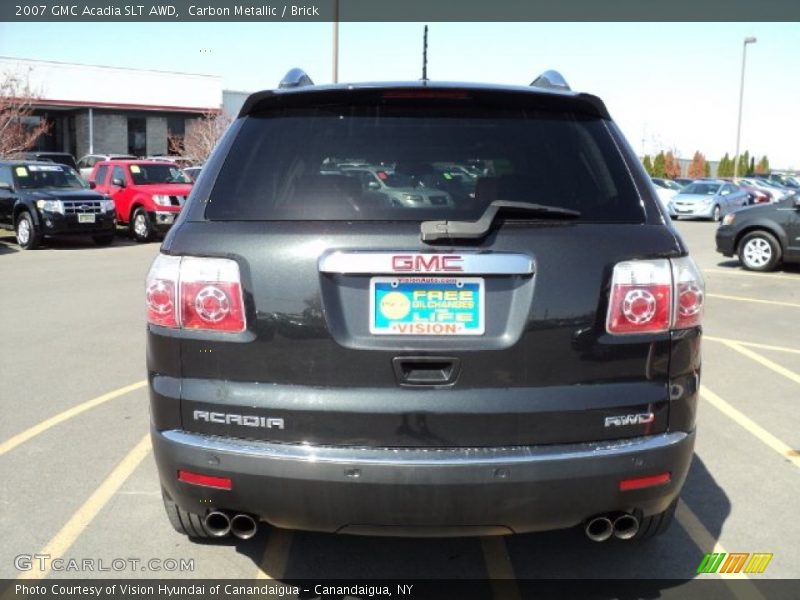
[585,513,639,542]
[204,511,258,540]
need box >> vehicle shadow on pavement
[227,455,729,588]
[507,456,728,583]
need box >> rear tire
[712,205,721,222]
[16,211,42,250]
[633,499,677,541]
[161,488,216,539]
[738,230,781,272]
[131,208,154,243]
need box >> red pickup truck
[89,160,192,242]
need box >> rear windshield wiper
[420,200,581,242]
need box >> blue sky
[2,22,799,167]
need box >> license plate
[78,213,95,223]
[369,276,484,336]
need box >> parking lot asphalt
[1,220,798,595]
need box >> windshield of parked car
[206,102,645,223]
[13,164,87,190]
[128,164,191,185]
[682,183,721,195]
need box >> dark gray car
[147,70,704,544]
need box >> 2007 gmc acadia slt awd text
[146,69,703,543]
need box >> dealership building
[0,57,225,159]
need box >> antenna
[421,25,428,82]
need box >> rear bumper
[154,427,695,536]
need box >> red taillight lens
[606,260,672,334]
[182,282,245,331]
[178,470,232,490]
[619,472,671,491]
[672,256,705,330]
[606,257,704,335]
[145,254,180,328]
[146,255,246,332]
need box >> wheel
[161,488,215,539]
[16,211,42,250]
[131,208,153,243]
[92,233,115,246]
[738,230,781,272]
[711,205,721,222]
[634,498,677,541]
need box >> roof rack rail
[278,68,314,89]
[530,70,571,92]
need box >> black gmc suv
[0,160,116,249]
[147,70,704,544]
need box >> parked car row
[0,157,194,249]
[650,174,798,222]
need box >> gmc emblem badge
[391,254,464,273]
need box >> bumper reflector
[178,470,232,490]
[619,472,670,492]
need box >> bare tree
[169,110,231,165]
[0,71,49,157]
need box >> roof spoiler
[278,68,314,89]
[530,70,571,92]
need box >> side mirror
[0,181,13,192]
[88,181,97,189]
[111,177,125,188]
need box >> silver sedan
[670,180,749,221]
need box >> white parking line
[703,268,799,281]
[17,434,152,579]
[706,293,800,309]
[700,386,800,469]
[0,380,147,457]
[704,336,800,356]
[676,501,766,600]
[716,340,800,386]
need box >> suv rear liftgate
[148,69,701,541]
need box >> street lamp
[733,36,757,179]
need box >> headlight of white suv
[36,199,64,214]
[152,194,172,206]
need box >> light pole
[332,0,339,83]
[733,36,756,179]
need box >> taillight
[145,254,246,332]
[672,256,704,329]
[145,254,180,328]
[606,260,672,334]
[606,257,704,335]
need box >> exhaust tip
[585,516,614,542]
[204,511,231,537]
[613,514,640,540]
[230,513,258,540]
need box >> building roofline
[0,56,221,80]
[32,98,220,114]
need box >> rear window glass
[206,104,644,223]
